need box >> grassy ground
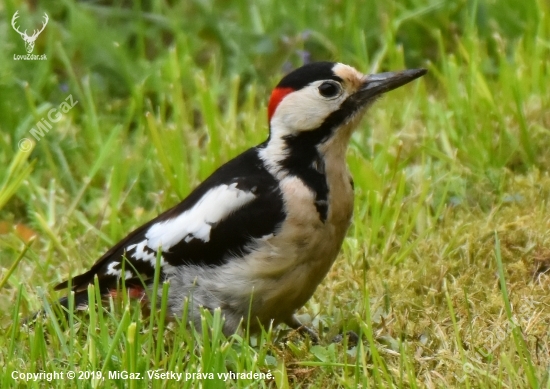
[1,0,550,387]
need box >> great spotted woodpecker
[55,62,426,337]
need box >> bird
[54,61,427,338]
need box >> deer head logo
[11,11,49,54]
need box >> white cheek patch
[144,183,256,250]
[270,81,347,135]
[271,93,324,132]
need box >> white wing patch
[106,262,120,276]
[145,183,256,250]
[126,240,163,268]
[105,261,132,280]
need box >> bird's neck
[259,124,354,179]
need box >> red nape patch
[108,286,146,300]
[267,87,294,122]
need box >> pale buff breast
[247,156,354,323]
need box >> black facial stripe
[279,94,363,222]
[277,62,343,91]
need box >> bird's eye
[318,82,341,98]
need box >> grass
[1,0,550,387]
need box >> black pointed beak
[355,68,427,101]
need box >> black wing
[55,147,285,293]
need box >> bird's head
[265,62,426,157]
